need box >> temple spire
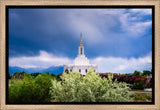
[78,32,84,56]
[79,32,83,46]
[80,32,82,41]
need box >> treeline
[9,71,63,81]
[100,70,152,76]
[132,70,152,76]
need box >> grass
[131,93,152,102]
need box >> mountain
[9,66,26,74]
[9,66,63,75]
[128,73,133,75]
[42,66,63,75]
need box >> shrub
[132,93,152,101]
[99,74,147,85]
[50,70,133,102]
[131,81,145,90]
[9,73,53,103]
[56,73,63,81]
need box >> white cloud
[9,50,72,69]
[91,52,152,73]
[120,13,152,37]
[10,50,152,74]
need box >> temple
[63,33,97,75]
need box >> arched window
[85,69,87,73]
[94,70,96,72]
[70,69,72,72]
[81,48,82,54]
[79,69,81,73]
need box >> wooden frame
[0,0,160,110]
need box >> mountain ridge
[9,66,63,75]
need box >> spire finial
[79,32,83,46]
[80,32,82,42]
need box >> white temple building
[64,33,97,75]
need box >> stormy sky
[9,8,152,73]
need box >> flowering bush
[99,74,147,84]
[50,70,133,102]
[99,73,149,90]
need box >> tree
[45,72,50,75]
[19,71,28,79]
[13,72,19,79]
[9,73,53,103]
[30,72,41,78]
[133,70,141,76]
[142,70,151,76]
[51,73,56,77]
[50,73,57,80]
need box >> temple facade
[63,33,97,75]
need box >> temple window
[85,69,87,73]
[81,48,82,54]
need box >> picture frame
[0,0,160,110]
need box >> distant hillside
[9,66,26,74]
[9,66,63,75]
[42,66,63,75]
